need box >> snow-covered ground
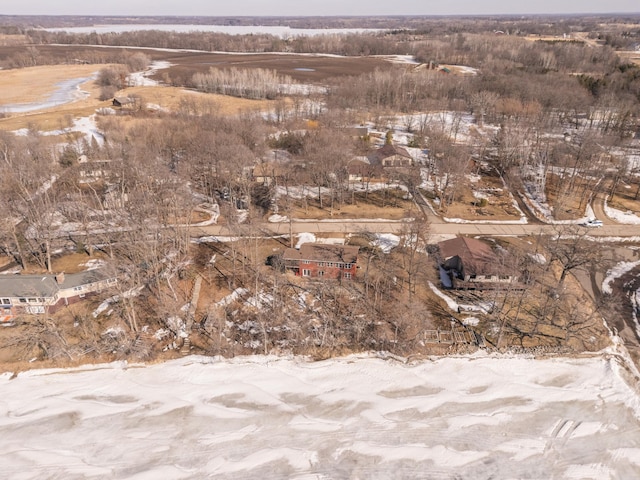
[604,199,640,225]
[14,114,105,146]
[372,233,400,253]
[127,60,173,87]
[1,353,639,479]
[602,260,640,294]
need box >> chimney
[55,272,65,285]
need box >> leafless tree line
[192,68,294,99]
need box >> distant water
[41,24,385,37]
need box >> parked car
[579,219,603,228]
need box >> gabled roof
[113,96,134,105]
[0,269,113,298]
[60,270,113,290]
[283,243,359,264]
[0,275,59,298]
[347,159,382,176]
[438,237,500,276]
[367,144,413,165]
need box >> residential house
[437,237,518,289]
[282,243,359,280]
[252,162,291,186]
[367,144,414,168]
[78,158,113,182]
[347,158,382,183]
[0,269,117,321]
[344,126,369,138]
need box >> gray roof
[61,270,111,289]
[0,275,59,298]
[284,243,359,264]
[0,269,113,299]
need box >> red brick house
[282,243,359,280]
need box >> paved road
[194,220,640,238]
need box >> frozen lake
[41,24,385,37]
[1,352,639,479]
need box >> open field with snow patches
[1,353,639,479]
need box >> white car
[580,219,603,228]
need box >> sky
[2,0,639,17]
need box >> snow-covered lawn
[602,260,640,294]
[372,233,400,253]
[127,60,172,87]
[604,199,640,225]
[1,352,639,479]
[428,281,493,314]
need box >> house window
[499,275,510,280]
[318,271,324,276]
[343,272,352,279]
[344,263,352,269]
[1,298,10,305]
[469,275,477,280]
[302,269,311,277]
[302,260,311,264]
[327,262,334,267]
[28,298,37,303]
[19,298,27,303]
[318,262,325,267]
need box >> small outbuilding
[112,96,134,108]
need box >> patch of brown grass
[285,188,419,220]
[0,64,104,104]
[545,173,592,220]
[436,174,523,221]
[0,34,28,46]
[610,180,640,214]
[0,64,278,133]
[123,86,278,115]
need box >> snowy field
[1,352,640,479]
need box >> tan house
[438,237,518,289]
[367,144,414,168]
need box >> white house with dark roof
[0,269,117,321]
